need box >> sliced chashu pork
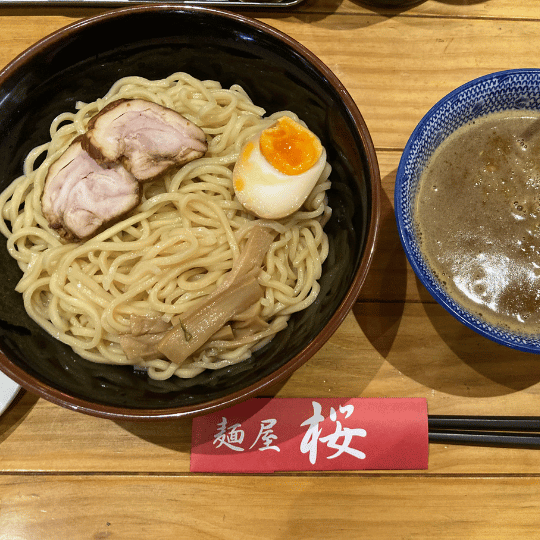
[42,137,140,240]
[83,99,208,181]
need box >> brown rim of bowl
[0,4,381,421]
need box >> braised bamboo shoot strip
[157,272,263,365]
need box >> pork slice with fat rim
[41,137,140,240]
[83,99,208,181]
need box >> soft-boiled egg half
[232,116,327,219]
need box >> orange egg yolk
[259,117,322,176]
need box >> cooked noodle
[0,72,331,380]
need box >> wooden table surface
[1,0,540,538]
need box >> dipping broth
[415,110,540,336]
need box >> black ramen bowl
[0,5,380,420]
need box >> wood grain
[1,475,540,539]
[257,13,540,150]
[0,2,540,539]
[0,11,536,151]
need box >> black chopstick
[428,416,540,447]
[428,415,540,432]
[429,429,540,447]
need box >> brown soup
[415,110,540,335]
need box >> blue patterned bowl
[395,68,540,353]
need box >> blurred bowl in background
[361,0,424,8]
